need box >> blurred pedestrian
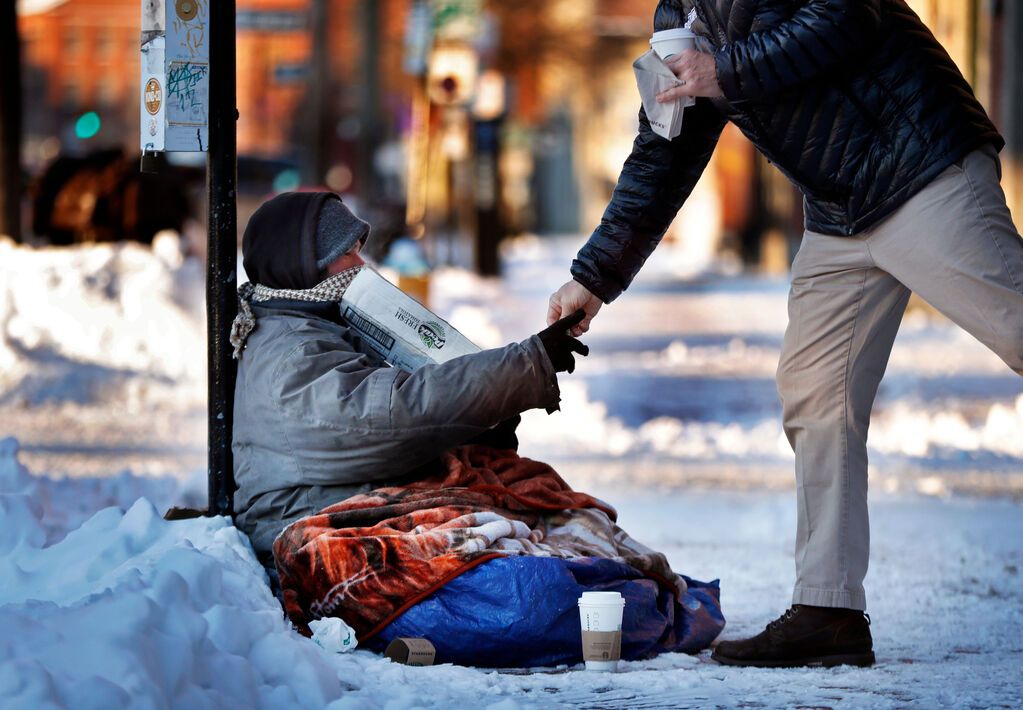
[547,0,1023,668]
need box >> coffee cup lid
[651,28,696,42]
[578,591,626,606]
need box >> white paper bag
[633,49,686,140]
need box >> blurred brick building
[16,0,1023,263]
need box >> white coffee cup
[578,591,626,671]
[650,28,697,61]
[650,29,697,108]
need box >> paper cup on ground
[650,28,697,107]
[578,591,625,671]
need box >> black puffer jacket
[572,0,1004,303]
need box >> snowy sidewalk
[1,235,1022,708]
[3,439,1020,708]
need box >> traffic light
[74,111,102,140]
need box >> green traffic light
[272,169,301,193]
[75,111,101,140]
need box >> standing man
[548,0,1023,668]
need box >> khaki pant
[779,146,1023,610]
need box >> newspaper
[633,50,686,140]
[340,268,480,372]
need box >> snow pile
[521,381,1023,463]
[0,437,203,542]
[0,236,205,407]
[2,435,1020,709]
[0,463,345,707]
[870,395,1023,459]
[518,380,789,462]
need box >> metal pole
[308,0,329,184]
[0,0,23,243]
[473,117,502,276]
[206,0,238,517]
[358,0,381,198]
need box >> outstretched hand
[538,309,590,374]
[547,280,602,336]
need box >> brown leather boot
[711,605,875,668]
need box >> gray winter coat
[232,299,560,555]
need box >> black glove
[538,309,590,374]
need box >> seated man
[231,192,724,666]
[231,191,584,557]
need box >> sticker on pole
[144,78,163,115]
[176,0,199,21]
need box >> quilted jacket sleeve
[715,0,882,102]
[570,100,727,303]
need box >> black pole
[358,0,381,198]
[473,117,503,276]
[308,0,329,184]
[0,0,23,243]
[206,0,238,517]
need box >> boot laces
[766,607,800,640]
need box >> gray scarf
[229,265,363,359]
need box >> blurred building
[15,0,1023,266]
[19,0,139,169]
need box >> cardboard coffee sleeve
[384,637,437,666]
[581,630,623,663]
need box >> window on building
[64,26,82,56]
[97,29,114,59]
[97,75,119,106]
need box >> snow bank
[520,378,1023,464]
[518,381,1023,496]
[0,435,346,708]
[0,437,203,543]
[3,441,1020,709]
[519,379,789,462]
[0,499,347,708]
[0,236,205,407]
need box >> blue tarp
[372,556,725,668]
